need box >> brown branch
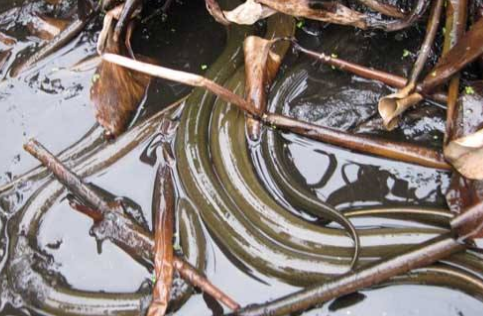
[23,139,113,215]
[263,113,450,170]
[104,53,450,170]
[289,40,447,104]
[24,138,240,311]
[442,0,468,144]
[377,0,444,130]
[103,53,256,116]
[173,259,241,311]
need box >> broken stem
[263,113,450,170]
[173,259,241,311]
[442,0,467,144]
[289,40,447,104]
[103,53,256,115]
[23,139,113,214]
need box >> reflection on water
[0,1,481,316]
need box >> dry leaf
[147,147,175,316]
[223,0,276,25]
[91,16,150,137]
[256,0,367,29]
[444,82,483,180]
[243,14,294,140]
[205,0,230,25]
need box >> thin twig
[377,0,444,130]
[102,53,256,115]
[23,139,113,214]
[263,114,450,170]
[289,40,447,104]
[173,259,241,311]
[442,0,467,144]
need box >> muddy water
[0,0,482,315]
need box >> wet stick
[23,139,113,215]
[71,198,240,310]
[24,139,240,311]
[173,259,241,311]
[289,40,447,104]
[443,0,468,144]
[113,0,141,42]
[378,0,444,130]
[105,53,450,169]
[228,235,464,316]
[262,113,450,170]
[103,53,257,116]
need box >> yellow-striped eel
[261,63,453,228]
[175,1,483,299]
[174,8,460,286]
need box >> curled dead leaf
[444,82,483,180]
[445,129,483,180]
[205,0,230,25]
[244,15,294,140]
[91,14,150,137]
[377,84,423,130]
[223,0,276,25]
[256,0,368,29]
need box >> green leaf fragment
[465,86,475,95]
